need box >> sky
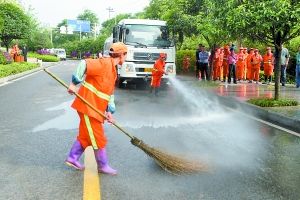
[20,0,151,27]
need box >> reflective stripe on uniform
[82,81,110,101]
[84,114,98,150]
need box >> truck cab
[105,19,176,87]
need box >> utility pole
[106,6,114,19]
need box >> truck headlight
[125,64,134,72]
[167,65,174,73]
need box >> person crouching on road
[150,53,168,96]
[65,42,128,175]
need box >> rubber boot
[149,87,153,93]
[94,148,117,175]
[65,140,85,170]
[154,88,159,96]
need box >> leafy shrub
[28,52,59,62]
[0,62,39,78]
[71,51,78,58]
[0,51,13,64]
[247,98,298,107]
[0,52,7,64]
[37,49,50,55]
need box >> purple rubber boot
[94,148,117,175]
[65,140,85,170]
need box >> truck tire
[116,77,124,88]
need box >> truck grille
[133,52,160,61]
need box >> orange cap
[110,42,127,53]
[266,47,271,50]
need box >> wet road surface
[0,60,299,200]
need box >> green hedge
[247,98,298,107]
[28,52,60,62]
[0,62,39,78]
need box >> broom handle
[44,69,134,140]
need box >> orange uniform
[236,49,245,80]
[72,58,117,149]
[151,58,165,88]
[183,55,190,72]
[222,45,230,81]
[251,51,263,82]
[10,44,20,62]
[246,49,254,80]
[263,52,274,76]
[213,48,223,80]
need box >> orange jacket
[72,58,117,122]
[152,59,165,77]
[263,53,273,68]
[251,54,262,69]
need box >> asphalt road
[0,60,299,200]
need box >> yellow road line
[83,146,101,200]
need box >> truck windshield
[124,24,172,47]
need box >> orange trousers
[77,112,107,150]
[252,68,260,81]
[151,75,162,88]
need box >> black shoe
[282,83,285,86]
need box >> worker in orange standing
[246,48,254,83]
[251,49,263,84]
[222,45,230,82]
[243,48,248,80]
[182,55,190,72]
[262,47,274,84]
[66,42,128,175]
[236,47,245,82]
[150,53,168,96]
[10,44,20,62]
[213,48,221,81]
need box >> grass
[28,52,60,62]
[247,98,298,107]
[0,62,39,78]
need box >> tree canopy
[0,3,31,51]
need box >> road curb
[213,93,300,133]
[0,62,58,85]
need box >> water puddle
[33,100,78,132]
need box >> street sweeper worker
[150,53,168,95]
[65,42,127,175]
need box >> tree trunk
[274,45,282,100]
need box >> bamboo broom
[44,69,207,174]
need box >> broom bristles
[131,137,208,174]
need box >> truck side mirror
[113,26,118,42]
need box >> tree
[212,0,300,100]
[0,3,31,51]
[77,9,99,25]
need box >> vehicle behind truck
[104,19,176,87]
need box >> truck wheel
[117,78,124,88]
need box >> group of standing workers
[196,44,292,86]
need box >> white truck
[104,19,176,87]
